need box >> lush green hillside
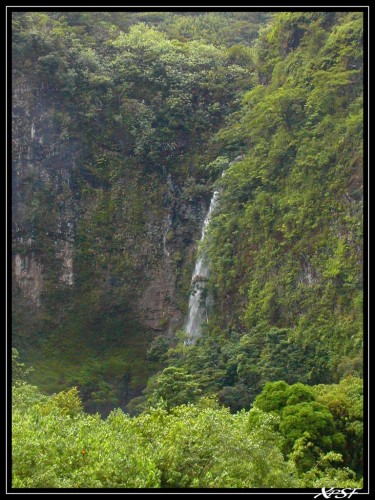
[12,10,364,489]
[142,10,363,412]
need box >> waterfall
[185,189,220,343]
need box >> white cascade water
[185,189,220,343]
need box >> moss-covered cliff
[12,11,263,412]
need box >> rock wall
[12,72,207,340]
[14,253,43,307]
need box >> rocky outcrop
[137,187,207,333]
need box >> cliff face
[11,18,226,411]
[138,196,207,332]
[13,75,76,303]
[12,75,206,331]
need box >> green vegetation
[206,12,363,377]
[12,362,362,488]
[12,10,364,489]
[12,11,255,410]
[139,7,363,417]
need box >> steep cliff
[11,12,254,412]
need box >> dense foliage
[141,8,363,421]
[207,13,363,385]
[12,9,364,489]
[12,352,362,488]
